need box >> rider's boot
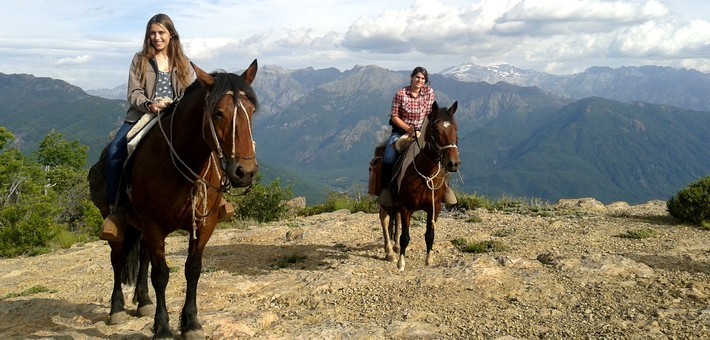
[217,197,235,223]
[99,205,125,242]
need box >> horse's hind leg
[108,243,129,325]
[379,206,396,262]
[397,209,413,271]
[392,210,401,254]
[135,239,154,317]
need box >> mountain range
[2,63,709,205]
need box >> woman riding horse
[380,66,456,206]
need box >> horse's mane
[182,69,259,115]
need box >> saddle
[367,133,421,197]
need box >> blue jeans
[105,122,134,205]
[383,132,404,165]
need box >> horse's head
[427,101,460,172]
[193,60,259,188]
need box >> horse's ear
[449,101,458,115]
[431,101,440,114]
[241,59,258,84]
[192,62,214,89]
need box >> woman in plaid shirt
[379,66,457,205]
[384,66,435,165]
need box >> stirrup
[99,214,124,242]
[443,187,457,205]
[217,200,234,223]
[379,188,394,207]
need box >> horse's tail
[121,225,142,286]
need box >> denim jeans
[383,132,404,165]
[105,122,134,205]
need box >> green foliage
[0,197,62,257]
[233,177,293,223]
[451,192,492,211]
[617,228,657,239]
[451,238,507,253]
[1,285,54,300]
[0,127,13,151]
[299,190,378,216]
[454,192,554,216]
[667,176,710,225]
[272,254,307,269]
[0,128,99,257]
[34,131,88,169]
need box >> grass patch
[451,238,507,253]
[617,228,657,239]
[272,254,308,269]
[466,215,482,223]
[492,228,516,237]
[1,285,54,300]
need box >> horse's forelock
[207,72,259,113]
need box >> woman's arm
[390,89,414,133]
[126,54,153,113]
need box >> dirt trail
[0,200,708,339]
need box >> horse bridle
[415,118,458,164]
[158,88,255,192]
[206,90,256,184]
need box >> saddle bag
[368,145,386,196]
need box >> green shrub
[299,191,378,216]
[451,238,507,253]
[233,177,293,223]
[617,228,657,239]
[667,176,710,225]
[454,192,492,210]
[0,198,62,257]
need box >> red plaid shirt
[390,85,435,130]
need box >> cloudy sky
[0,0,707,90]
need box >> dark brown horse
[88,60,259,339]
[379,101,460,271]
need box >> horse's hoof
[108,311,129,325]
[137,304,155,317]
[397,257,406,271]
[183,329,206,340]
[386,253,397,262]
[425,254,434,266]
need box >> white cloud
[56,55,94,65]
[0,0,707,89]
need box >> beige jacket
[125,53,195,123]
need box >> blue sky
[0,0,707,90]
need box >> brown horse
[88,60,259,339]
[379,101,460,271]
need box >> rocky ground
[0,199,708,339]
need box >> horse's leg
[180,228,213,339]
[393,209,401,254]
[425,212,437,266]
[397,209,412,271]
[108,242,129,325]
[379,206,396,262]
[135,238,155,317]
[146,236,173,339]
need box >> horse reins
[412,119,457,212]
[157,88,255,234]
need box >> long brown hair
[137,13,192,91]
